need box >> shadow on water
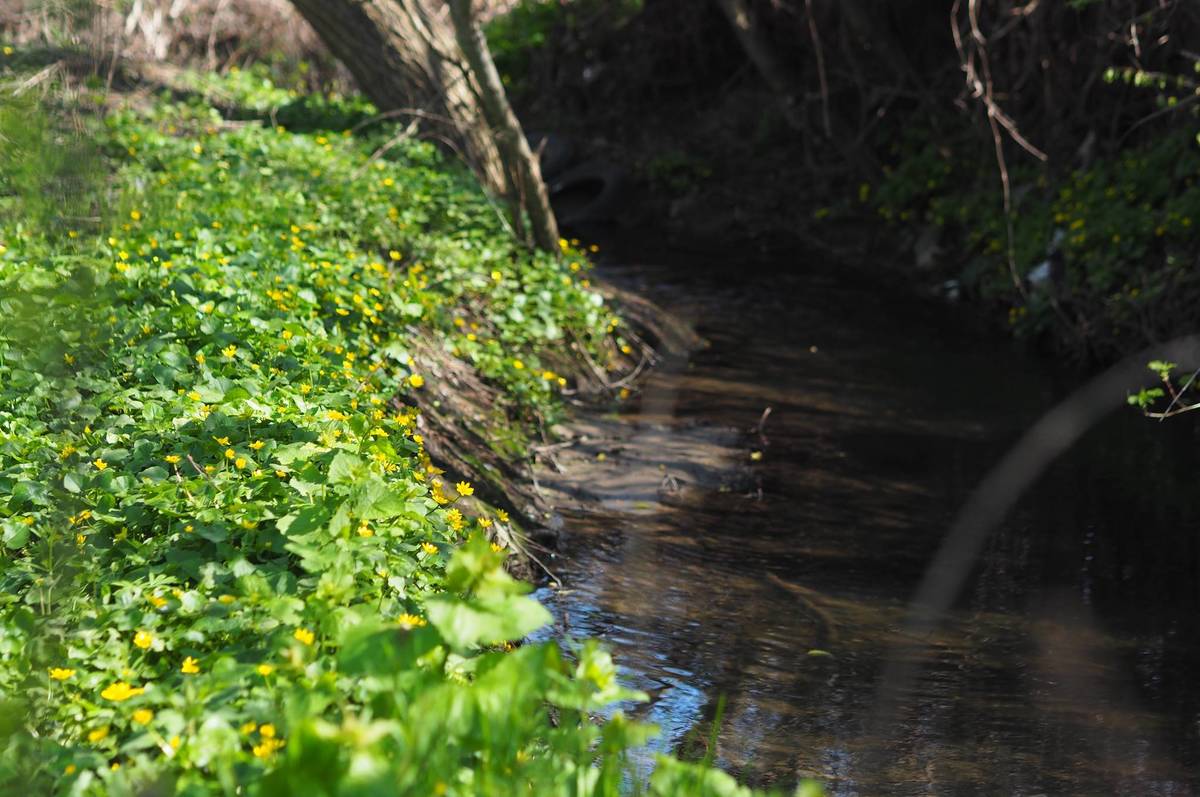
[530,237,1200,795]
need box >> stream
[530,239,1200,795]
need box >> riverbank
[0,65,770,796]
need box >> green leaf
[327,452,362,483]
[425,594,550,651]
[274,442,326,465]
[2,521,30,549]
[337,621,442,676]
[277,505,331,536]
[139,465,169,482]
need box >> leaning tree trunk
[447,0,558,252]
[288,0,558,251]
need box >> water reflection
[532,246,1200,795]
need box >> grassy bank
[0,66,773,796]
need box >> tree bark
[289,0,558,251]
[447,0,559,252]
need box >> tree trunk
[289,0,558,251]
[447,0,559,252]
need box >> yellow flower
[455,481,473,497]
[181,657,200,674]
[133,630,154,649]
[249,440,265,451]
[64,764,76,775]
[260,723,277,739]
[130,210,141,221]
[164,455,181,464]
[195,352,206,365]
[214,436,230,445]
[240,721,258,735]
[496,510,509,523]
[253,738,284,758]
[491,542,504,553]
[420,541,438,555]
[49,667,75,681]
[408,373,425,388]
[256,664,274,677]
[148,594,167,609]
[388,249,402,261]
[235,457,247,469]
[396,613,427,629]
[93,459,108,471]
[478,517,493,529]
[223,448,235,460]
[100,682,144,702]
[132,708,153,724]
[293,628,315,646]
[63,353,75,365]
[88,726,110,743]
[542,370,556,381]
[512,359,524,370]
[445,508,465,531]
[221,344,237,358]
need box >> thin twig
[804,0,832,138]
[186,454,213,481]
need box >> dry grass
[1,0,531,75]
[0,0,343,88]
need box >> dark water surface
[532,241,1200,795]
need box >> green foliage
[0,68,779,796]
[485,0,643,95]
[862,123,1200,358]
[0,90,105,235]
